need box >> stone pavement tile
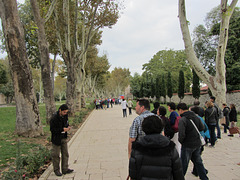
[89,173,103,180]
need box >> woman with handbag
[228,104,239,137]
[222,103,230,133]
[205,101,218,147]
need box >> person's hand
[63,127,71,132]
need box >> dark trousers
[123,109,127,117]
[208,124,216,146]
[181,146,208,180]
[129,108,132,115]
[216,119,221,138]
[52,138,69,173]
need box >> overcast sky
[2,1,239,76]
[98,0,240,75]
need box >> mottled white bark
[0,0,43,137]
[178,0,238,106]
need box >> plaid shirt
[129,111,154,140]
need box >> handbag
[220,116,226,125]
[229,127,240,134]
[190,119,206,146]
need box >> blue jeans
[181,146,208,180]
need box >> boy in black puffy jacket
[129,115,184,180]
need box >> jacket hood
[133,134,175,156]
[181,110,197,120]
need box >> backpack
[172,116,181,133]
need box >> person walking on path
[210,96,222,139]
[222,103,230,134]
[127,98,133,115]
[205,101,218,147]
[128,99,154,158]
[121,98,128,117]
[228,104,238,137]
[177,103,209,180]
[167,102,181,156]
[129,115,184,180]
[50,104,74,177]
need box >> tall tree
[155,76,160,100]
[192,69,200,100]
[167,72,173,101]
[178,70,185,101]
[48,0,120,114]
[30,0,55,123]
[161,75,166,103]
[0,0,43,137]
[178,0,238,106]
[142,49,192,93]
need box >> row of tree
[0,0,123,137]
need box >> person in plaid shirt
[128,99,154,158]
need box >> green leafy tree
[178,70,185,101]
[155,76,160,100]
[167,72,173,101]
[0,63,7,84]
[130,73,141,98]
[150,78,155,98]
[192,69,200,99]
[142,49,192,93]
[161,75,166,103]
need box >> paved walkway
[39,105,240,180]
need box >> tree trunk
[65,58,77,115]
[178,0,237,106]
[30,0,56,124]
[0,0,43,137]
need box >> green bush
[2,143,51,180]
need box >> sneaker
[191,171,198,177]
[63,169,74,174]
[54,171,62,176]
[228,134,234,137]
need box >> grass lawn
[0,102,94,173]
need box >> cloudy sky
[98,0,240,75]
[1,0,239,76]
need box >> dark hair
[191,106,199,115]
[230,104,236,110]
[177,103,188,111]
[153,102,160,109]
[167,102,176,110]
[193,100,200,106]
[59,104,68,111]
[137,99,150,110]
[210,96,215,101]
[142,115,163,134]
[158,106,167,116]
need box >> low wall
[0,93,6,104]
[164,91,240,112]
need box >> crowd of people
[128,97,239,180]
[49,97,238,178]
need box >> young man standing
[50,104,74,176]
[177,103,208,180]
[128,99,154,158]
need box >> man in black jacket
[177,103,208,180]
[50,104,74,176]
